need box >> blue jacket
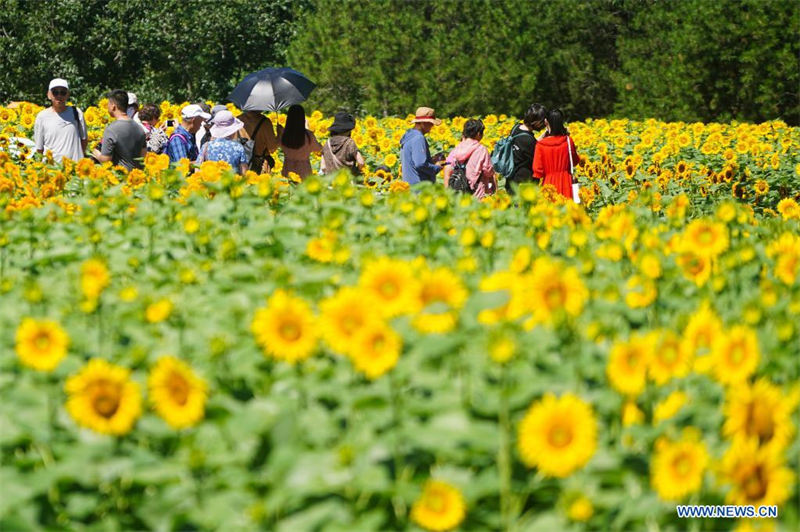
[400,128,441,185]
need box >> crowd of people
[33,78,581,201]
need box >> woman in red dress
[532,108,580,200]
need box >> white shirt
[33,106,87,162]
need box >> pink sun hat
[209,110,245,138]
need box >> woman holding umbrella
[276,104,322,180]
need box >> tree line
[2,0,797,124]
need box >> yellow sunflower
[15,318,69,371]
[318,287,378,355]
[776,198,800,220]
[357,256,420,317]
[709,325,760,386]
[650,429,709,501]
[647,330,693,385]
[517,393,597,477]
[567,495,594,522]
[145,298,173,323]
[412,267,468,334]
[675,249,712,286]
[723,379,799,453]
[680,219,729,258]
[653,390,688,424]
[251,290,318,364]
[148,356,208,429]
[410,479,466,532]
[80,258,110,300]
[65,359,142,435]
[526,257,588,325]
[622,400,644,427]
[682,303,723,372]
[348,320,401,380]
[720,439,794,507]
[607,335,651,397]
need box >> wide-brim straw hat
[210,110,244,138]
[410,106,442,125]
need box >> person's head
[106,89,130,118]
[523,103,547,130]
[126,92,139,118]
[180,104,211,133]
[138,103,161,125]
[462,118,485,141]
[47,78,70,108]
[544,108,568,136]
[329,111,356,137]
[210,110,245,140]
[411,106,441,135]
[281,104,307,149]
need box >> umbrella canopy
[228,67,315,112]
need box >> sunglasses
[52,89,68,97]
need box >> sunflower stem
[388,370,406,520]
[498,364,513,531]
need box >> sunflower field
[0,100,799,531]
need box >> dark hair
[462,118,485,140]
[106,89,129,111]
[524,103,547,129]
[280,104,307,149]
[546,108,569,136]
[139,103,161,123]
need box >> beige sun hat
[411,106,442,125]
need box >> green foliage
[0,0,304,107]
[289,0,799,124]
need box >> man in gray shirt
[92,89,146,171]
[33,78,88,162]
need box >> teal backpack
[490,129,527,177]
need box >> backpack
[491,128,528,177]
[448,160,472,193]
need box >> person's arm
[34,114,44,153]
[92,127,114,163]
[411,136,441,178]
[532,144,545,179]
[355,150,365,169]
[264,119,279,154]
[79,110,88,154]
[443,151,456,187]
[308,130,322,153]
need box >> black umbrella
[228,67,315,112]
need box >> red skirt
[543,171,573,199]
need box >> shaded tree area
[1,0,797,124]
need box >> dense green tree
[615,0,800,123]
[0,0,304,107]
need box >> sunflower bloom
[720,439,794,507]
[648,330,693,385]
[251,290,318,364]
[710,326,760,385]
[607,335,651,397]
[525,257,588,325]
[358,256,420,317]
[80,258,110,300]
[517,393,597,477]
[148,356,208,429]
[723,379,799,453]
[15,318,69,371]
[650,429,709,501]
[348,320,401,379]
[412,267,468,334]
[319,287,378,355]
[410,480,466,532]
[65,359,142,435]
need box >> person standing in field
[198,110,249,175]
[532,108,581,200]
[91,89,146,171]
[276,104,322,180]
[400,106,444,185]
[239,110,279,174]
[506,103,547,194]
[320,112,365,177]
[165,104,210,163]
[33,78,87,163]
[443,118,496,198]
[138,103,168,154]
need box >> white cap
[127,92,138,106]
[181,104,211,120]
[48,78,69,91]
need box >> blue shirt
[400,128,441,185]
[166,125,198,163]
[203,138,247,173]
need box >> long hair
[281,104,307,149]
[546,108,569,136]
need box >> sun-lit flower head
[607,334,652,397]
[410,480,466,532]
[517,393,597,477]
[148,356,208,429]
[723,379,799,453]
[710,325,760,386]
[412,266,468,334]
[651,428,709,501]
[15,317,69,371]
[319,286,378,355]
[348,320,401,379]
[65,359,142,435]
[80,258,110,300]
[358,256,420,318]
[720,438,794,507]
[251,290,318,364]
